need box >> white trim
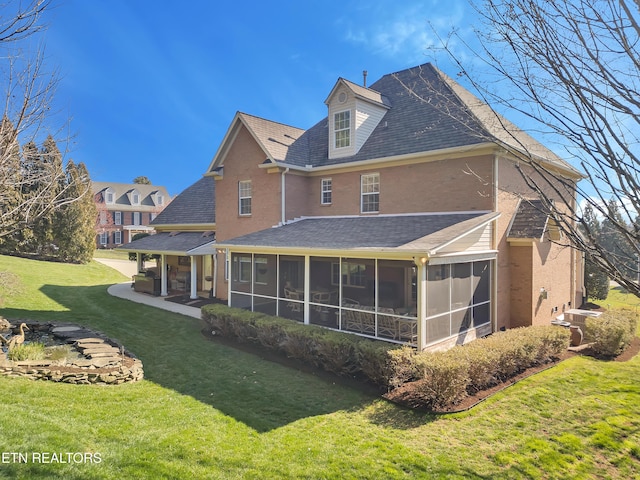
[428,215,500,255]
[238,180,252,216]
[360,172,380,213]
[333,109,351,149]
[320,178,332,205]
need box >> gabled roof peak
[324,77,391,108]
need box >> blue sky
[41,0,474,196]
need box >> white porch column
[303,254,310,324]
[136,253,143,273]
[190,256,198,300]
[160,254,168,297]
[212,254,218,298]
[227,250,232,307]
[415,257,428,351]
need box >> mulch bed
[384,336,640,413]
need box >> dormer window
[104,188,115,204]
[156,193,164,206]
[334,110,351,149]
[130,189,140,206]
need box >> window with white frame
[104,188,115,204]
[239,180,252,215]
[131,190,140,205]
[99,210,107,225]
[156,193,164,205]
[321,178,332,205]
[114,211,122,225]
[334,110,350,148]
[361,173,380,213]
[99,232,108,245]
[114,230,122,244]
[133,212,141,225]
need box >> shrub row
[585,309,638,357]
[201,304,398,385]
[387,326,571,410]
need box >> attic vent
[338,91,347,103]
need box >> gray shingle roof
[218,212,496,252]
[92,182,171,212]
[225,63,580,177]
[239,113,305,163]
[508,200,549,239]
[150,176,216,226]
[119,231,215,254]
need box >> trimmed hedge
[202,304,577,409]
[386,326,571,409]
[201,304,399,384]
[585,309,638,358]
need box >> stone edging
[0,321,143,385]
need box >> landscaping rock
[0,321,143,385]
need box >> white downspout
[281,167,290,224]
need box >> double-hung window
[334,111,350,149]
[321,178,332,205]
[114,211,122,225]
[114,230,122,244]
[361,173,380,213]
[99,232,108,245]
[133,212,141,225]
[239,180,252,215]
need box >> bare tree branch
[426,0,640,296]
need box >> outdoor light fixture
[539,287,548,300]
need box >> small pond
[0,321,143,384]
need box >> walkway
[107,282,202,319]
[94,257,139,279]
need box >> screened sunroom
[218,212,499,350]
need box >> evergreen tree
[9,140,41,252]
[580,204,609,300]
[55,160,96,263]
[29,135,65,257]
[600,199,636,281]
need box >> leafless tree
[428,0,640,296]
[0,1,86,242]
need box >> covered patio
[118,231,219,300]
[217,212,500,351]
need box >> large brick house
[93,182,171,249]
[122,63,584,351]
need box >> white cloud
[341,1,468,65]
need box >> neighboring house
[92,182,171,249]
[123,63,585,352]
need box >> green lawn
[596,285,640,311]
[1,254,640,479]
